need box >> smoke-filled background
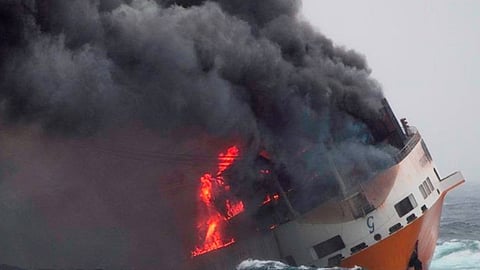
[0,0,396,269]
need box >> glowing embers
[191,146,244,257]
[262,193,280,205]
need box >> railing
[394,132,421,163]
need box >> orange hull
[341,194,446,270]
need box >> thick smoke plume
[0,0,395,269]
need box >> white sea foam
[236,259,361,270]
[236,239,480,270]
[430,239,480,270]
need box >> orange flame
[191,213,236,257]
[225,200,244,219]
[191,145,244,257]
[217,146,240,174]
[262,193,280,205]
[199,174,214,206]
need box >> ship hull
[341,192,445,270]
[189,131,465,270]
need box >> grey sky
[302,0,480,184]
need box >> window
[349,192,374,218]
[426,177,434,191]
[394,194,417,217]
[389,223,403,234]
[423,181,432,194]
[420,178,435,199]
[313,235,346,259]
[407,213,417,223]
[419,184,427,199]
[350,242,368,254]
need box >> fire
[191,214,235,257]
[225,200,244,219]
[262,193,280,205]
[199,174,214,205]
[191,145,244,257]
[269,224,278,230]
[218,146,239,174]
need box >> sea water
[238,182,480,270]
[430,182,480,270]
[236,259,361,270]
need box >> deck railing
[394,132,421,163]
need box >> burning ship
[0,1,465,270]
[188,99,464,270]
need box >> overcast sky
[302,0,480,186]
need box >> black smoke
[1,0,382,136]
[0,0,396,269]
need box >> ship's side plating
[272,130,464,269]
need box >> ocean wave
[440,221,480,237]
[431,239,480,270]
[236,259,361,270]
